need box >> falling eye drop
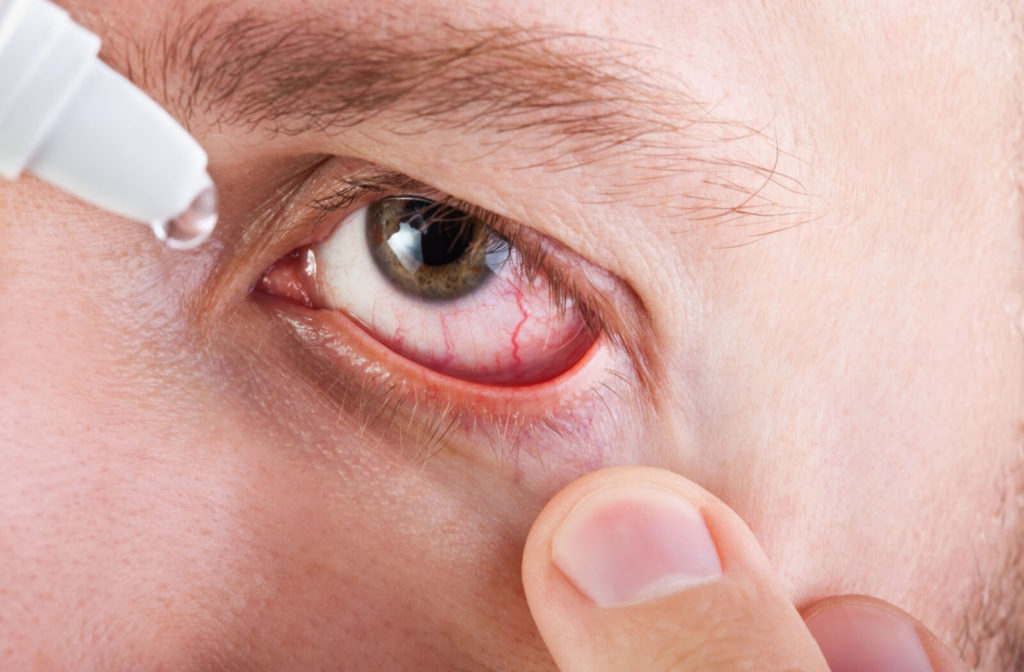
[0,0,217,249]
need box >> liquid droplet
[151,180,218,250]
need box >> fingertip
[522,466,828,672]
[802,595,966,672]
[549,481,723,607]
[523,465,780,613]
[523,465,771,577]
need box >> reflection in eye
[267,196,597,386]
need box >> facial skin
[1,0,1022,669]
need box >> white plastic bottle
[0,0,217,248]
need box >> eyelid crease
[308,163,656,397]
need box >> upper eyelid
[312,169,505,238]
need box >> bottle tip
[151,180,218,250]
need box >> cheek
[175,396,551,670]
[1,404,259,667]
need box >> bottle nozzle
[0,0,218,251]
[152,179,218,249]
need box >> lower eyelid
[256,293,637,478]
[260,293,612,408]
[274,288,620,393]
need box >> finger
[522,466,829,672]
[803,595,966,672]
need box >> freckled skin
[1,1,1022,671]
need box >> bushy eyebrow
[102,5,803,227]
[113,7,689,149]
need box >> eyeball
[261,196,597,386]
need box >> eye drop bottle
[0,0,217,249]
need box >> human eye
[263,192,595,385]
[251,161,648,466]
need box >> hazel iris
[366,196,508,300]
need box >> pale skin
[0,0,1021,670]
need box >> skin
[1,0,1021,670]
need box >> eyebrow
[114,8,683,150]
[104,6,799,225]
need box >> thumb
[522,466,824,672]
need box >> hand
[522,467,965,671]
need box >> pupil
[403,201,472,266]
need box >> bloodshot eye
[259,196,597,386]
